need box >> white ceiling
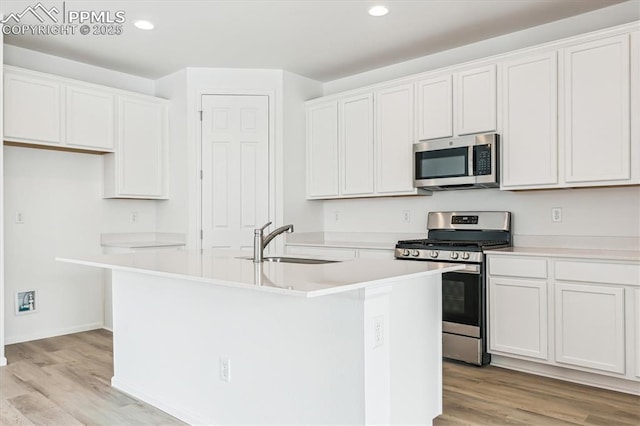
[1,0,631,82]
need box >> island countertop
[57,249,461,298]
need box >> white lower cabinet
[555,282,625,374]
[489,277,548,360]
[487,253,640,388]
[636,288,640,379]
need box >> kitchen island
[58,249,459,425]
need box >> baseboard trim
[491,355,640,395]
[0,356,7,367]
[111,376,206,425]
[4,322,104,345]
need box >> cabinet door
[340,93,374,195]
[456,65,496,135]
[501,52,558,188]
[564,34,630,183]
[636,288,640,379]
[555,282,625,374]
[375,83,415,194]
[116,96,167,197]
[3,70,62,145]
[416,75,452,140]
[489,277,548,360]
[65,84,115,151]
[306,102,339,198]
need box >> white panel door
[501,52,558,188]
[202,95,269,250]
[66,84,115,151]
[456,65,497,135]
[564,34,630,183]
[3,70,62,144]
[375,83,415,194]
[340,93,374,196]
[306,101,339,198]
[489,277,548,360]
[555,282,625,374]
[416,75,453,140]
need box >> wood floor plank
[2,330,639,425]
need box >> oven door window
[415,147,468,180]
[442,271,480,327]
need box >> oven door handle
[450,264,481,274]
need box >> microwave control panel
[473,145,492,175]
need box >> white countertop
[57,249,460,298]
[100,232,186,249]
[486,246,640,262]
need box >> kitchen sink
[239,256,340,264]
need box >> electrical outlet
[131,212,139,224]
[220,358,231,382]
[551,207,562,223]
[402,210,411,223]
[373,316,384,348]
[333,211,340,222]
[15,212,24,224]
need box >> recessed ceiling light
[368,5,389,17]
[134,20,154,30]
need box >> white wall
[3,45,155,95]
[3,147,158,344]
[323,187,640,242]
[155,67,325,250]
[282,71,324,232]
[2,48,160,344]
[324,1,640,95]
[0,29,6,365]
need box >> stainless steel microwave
[413,133,499,190]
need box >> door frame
[195,90,280,252]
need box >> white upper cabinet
[500,51,558,188]
[306,84,427,199]
[563,34,630,184]
[3,66,115,152]
[375,83,416,194]
[103,95,168,199]
[500,31,638,190]
[65,83,115,151]
[306,101,339,198]
[456,65,497,135]
[340,93,374,196]
[3,68,62,145]
[416,64,496,141]
[416,74,453,140]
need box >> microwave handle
[467,145,474,176]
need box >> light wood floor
[1,330,639,425]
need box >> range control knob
[461,252,470,260]
[450,252,459,260]
[411,250,420,257]
[429,250,439,258]
[402,249,410,257]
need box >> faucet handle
[255,221,272,234]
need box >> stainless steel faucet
[253,222,294,263]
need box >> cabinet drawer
[488,256,547,278]
[555,261,640,286]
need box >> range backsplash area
[322,186,639,250]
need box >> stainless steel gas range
[395,211,512,366]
